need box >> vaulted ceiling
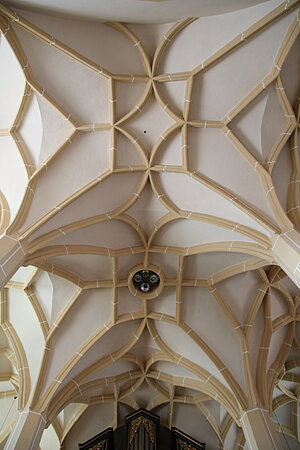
[0,0,300,449]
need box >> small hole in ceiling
[144,130,147,133]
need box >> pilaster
[240,408,283,450]
[0,235,25,289]
[271,229,300,288]
[4,410,46,450]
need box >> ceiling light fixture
[133,269,160,293]
[128,264,164,299]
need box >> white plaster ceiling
[0,1,299,449]
[4,0,280,24]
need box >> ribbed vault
[0,1,300,449]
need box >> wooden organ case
[78,409,206,449]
